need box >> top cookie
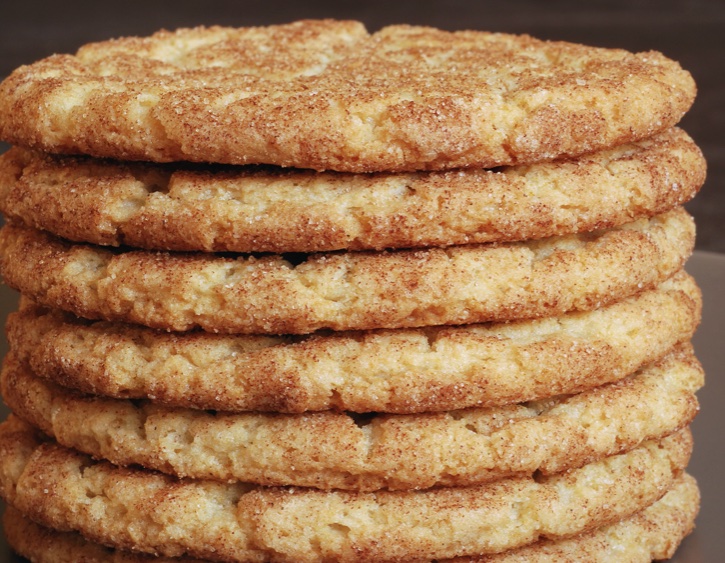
[0,20,696,172]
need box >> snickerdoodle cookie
[6,271,699,413]
[1,473,700,562]
[1,344,701,491]
[0,21,696,172]
[0,416,693,563]
[0,208,695,334]
[0,128,704,253]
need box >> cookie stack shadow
[0,20,708,562]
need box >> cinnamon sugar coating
[0,128,705,253]
[6,272,700,413]
[2,344,702,491]
[0,416,693,562]
[2,473,699,562]
[0,21,696,172]
[0,208,695,334]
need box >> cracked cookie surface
[0,208,695,334]
[0,416,693,563]
[6,271,701,413]
[1,344,702,490]
[0,21,695,172]
[0,128,704,253]
[2,473,699,562]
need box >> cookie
[1,344,701,491]
[0,21,695,172]
[0,416,692,562]
[0,128,704,253]
[0,208,695,334]
[7,270,700,413]
[2,472,700,562]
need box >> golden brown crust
[6,271,701,413]
[0,416,693,562]
[3,473,699,562]
[0,128,705,253]
[456,473,699,562]
[0,21,696,172]
[1,344,702,491]
[3,506,202,562]
[0,209,695,334]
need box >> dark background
[0,0,723,251]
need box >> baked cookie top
[0,415,693,562]
[8,272,700,414]
[2,344,701,491]
[0,209,695,334]
[2,472,700,563]
[0,128,705,253]
[0,20,696,172]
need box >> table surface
[0,250,722,562]
[0,2,723,561]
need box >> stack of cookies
[0,20,707,562]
